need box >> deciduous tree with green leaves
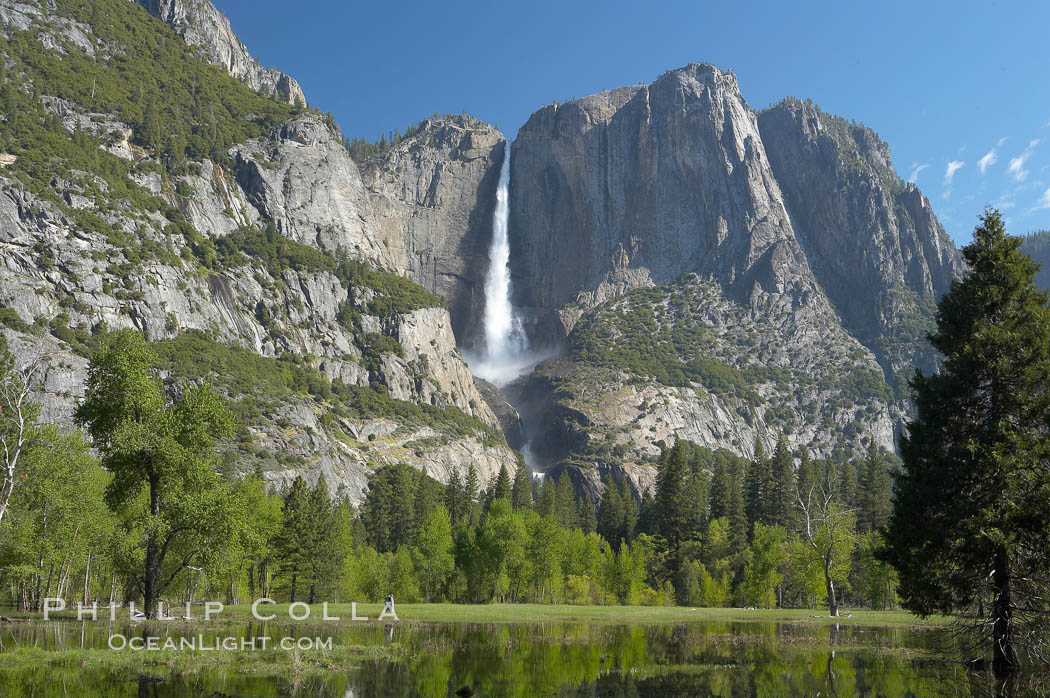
[75,330,233,618]
[797,473,857,618]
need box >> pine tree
[536,476,556,518]
[744,437,771,528]
[511,459,532,510]
[655,441,693,563]
[555,474,576,528]
[303,476,343,603]
[413,469,438,535]
[858,441,891,533]
[464,464,480,526]
[883,209,1050,676]
[709,456,731,521]
[835,460,857,508]
[636,487,657,535]
[445,469,463,527]
[490,464,512,503]
[620,478,638,543]
[769,434,796,529]
[597,476,625,547]
[578,495,597,534]
[360,464,418,552]
[726,459,748,557]
[794,448,816,531]
[276,476,310,602]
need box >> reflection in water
[0,618,1039,696]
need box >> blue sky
[213,0,1050,245]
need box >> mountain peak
[135,0,305,106]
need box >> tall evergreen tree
[726,458,749,557]
[636,487,657,536]
[769,434,796,529]
[360,464,417,552]
[464,463,480,527]
[708,456,731,521]
[597,476,626,547]
[275,476,310,602]
[619,478,638,543]
[835,460,858,509]
[883,209,1050,676]
[555,474,576,528]
[858,441,891,534]
[744,437,771,528]
[445,468,463,527]
[302,476,344,603]
[413,469,438,534]
[275,476,306,600]
[490,464,512,503]
[654,441,693,563]
[578,495,597,534]
[511,457,532,510]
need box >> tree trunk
[992,546,1018,677]
[290,573,297,603]
[143,470,161,619]
[825,559,839,617]
[82,554,91,606]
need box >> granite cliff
[505,65,962,493]
[0,0,516,502]
[0,1,965,502]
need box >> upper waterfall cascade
[468,145,535,387]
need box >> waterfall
[483,145,526,362]
[469,143,532,387]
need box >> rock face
[360,116,505,345]
[232,116,392,265]
[510,65,823,340]
[0,0,519,503]
[0,0,968,503]
[135,0,306,105]
[757,99,962,378]
[506,63,963,488]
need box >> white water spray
[468,145,537,386]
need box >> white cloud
[942,161,964,198]
[993,194,1016,211]
[1010,156,1030,182]
[978,149,998,174]
[908,163,929,183]
[998,137,1008,146]
[1033,187,1050,211]
[1008,140,1041,182]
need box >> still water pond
[0,617,1002,696]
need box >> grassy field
[221,602,945,626]
[24,602,944,627]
